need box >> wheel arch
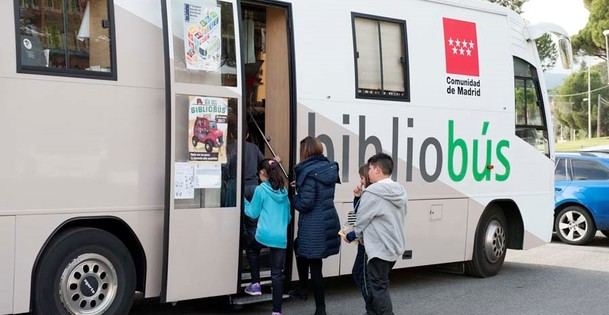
[30,216,146,310]
[486,199,524,250]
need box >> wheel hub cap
[558,210,588,242]
[484,220,506,264]
[59,253,118,315]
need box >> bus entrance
[161,0,294,304]
[235,1,294,304]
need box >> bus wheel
[554,206,595,245]
[465,205,507,278]
[33,228,136,315]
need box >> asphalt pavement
[132,233,609,315]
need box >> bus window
[352,13,410,101]
[16,0,115,78]
[514,57,549,155]
[170,1,237,87]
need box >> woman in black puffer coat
[292,136,340,315]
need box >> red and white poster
[443,17,479,77]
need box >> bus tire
[465,205,507,278]
[554,206,595,245]
[33,227,136,315]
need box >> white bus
[0,0,571,314]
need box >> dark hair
[299,136,323,160]
[367,153,393,176]
[259,159,285,190]
[358,164,371,187]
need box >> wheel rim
[59,253,118,315]
[558,210,588,242]
[484,219,506,263]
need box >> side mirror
[557,37,573,70]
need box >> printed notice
[175,162,195,199]
[194,163,222,188]
[183,2,222,71]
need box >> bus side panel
[395,199,468,268]
[0,217,15,315]
[12,211,164,314]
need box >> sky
[521,0,589,36]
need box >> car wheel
[33,228,136,315]
[465,205,507,277]
[205,141,213,153]
[601,230,609,238]
[192,137,198,148]
[554,206,596,245]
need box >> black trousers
[296,256,325,309]
[352,244,373,313]
[270,248,286,313]
[365,258,396,315]
[245,238,262,284]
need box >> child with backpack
[244,159,291,315]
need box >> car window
[555,158,567,180]
[571,159,609,180]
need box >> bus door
[161,0,244,302]
[233,0,295,304]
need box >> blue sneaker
[245,282,262,296]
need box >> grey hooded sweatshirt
[353,178,407,262]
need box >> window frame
[554,158,569,181]
[351,12,410,102]
[570,158,609,181]
[513,57,549,155]
[514,57,548,131]
[14,0,118,80]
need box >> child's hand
[353,184,363,197]
[338,230,349,243]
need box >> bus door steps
[241,269,271,282]
[230,293,291,306]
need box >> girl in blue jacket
[245,159,291,315]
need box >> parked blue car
[554,153,609,245]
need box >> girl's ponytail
[259,159,286,190]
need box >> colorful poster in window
[183,3,221,71]
[188,96,228,163]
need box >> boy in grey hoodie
[345,153,407,315]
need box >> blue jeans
[270,248,286,313]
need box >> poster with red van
[188,96,228,163]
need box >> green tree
[487,0,527,13]
[554,63,609,137]
[537,33,558,71]
[572,0,609,59]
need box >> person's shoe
[271,312,282,315]
[288,288,308,300]
[244,282,262,296]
